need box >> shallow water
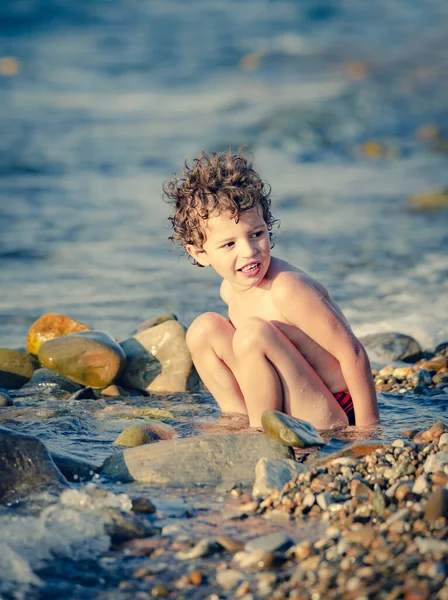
[0,0,448,597]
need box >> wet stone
[113,422,177,447]
[38,330,126,388]
[252,457,307,499]
[359,332,423,363]
[261,409,325,448]
[0,348,36,389]
[424,488,448,521]
[0,427,68,504]
[245,532,293,553]
[0,391,12,407]
[119,318,200,393]
[102,433,293,485]
[26,313,91,356]
[21,368,83,393]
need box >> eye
[251,230,264,238]
[221,241,234,249]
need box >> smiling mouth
[239,262,260,274]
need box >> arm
[273,274,379,426]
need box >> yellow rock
[95,405,174,420]
[361,141,385,157]
[409,190,448,210]
[0,349,36,389]
[27,313,91,356]
[113,422,177,447]
[392,367,413,380]
[378,365,394,377]
[38,330,125,388]
[419,358,447,372]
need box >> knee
[186,312,228,354]
[232,317,273,357]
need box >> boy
[164,151,379,429]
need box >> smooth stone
[245,532,293,553]
[94,405,174,421]
[232,549,274,570]
[252,457,307,499]
[424,488,448,521]
[412,475,430,495]
[69,387,97,400]
[0,406,58,423]
[38,330,126,388]
[0,427,68,504]
[131,497,156,514]
[21,368,83,393]
[103,508,159,543]
[423,451,448,474]
[26,313,91,356]
[131,313,178,334]
[119,319,200,393]
[439,433,448,448]
[0,391,13,406]
[359,332,422,363]
[0,349,36,389]
[415,537,448,555]
[261,410,325,448]
[215,569,244,590]
[101,433,294,485]
[113,422,177,447]
[307,442,384,467]
[176,538,219,560]
[49,451,99,481]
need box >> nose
[239,237,257,258]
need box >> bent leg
[186,313,247,415]
[232,318,348,429]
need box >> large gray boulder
[119,317,200,393]
[101,433,293,486]
[0,427,68,504]
[359,332,422,363]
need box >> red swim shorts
[334,391,355,426]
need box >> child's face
[187,206,271,289]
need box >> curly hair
[164,151,278,266]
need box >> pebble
[244,532,293,553]
[244,424,448,599]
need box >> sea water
[0,0,447,597]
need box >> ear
[186,244,211,267]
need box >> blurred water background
[1,0,447,351]
[1,1,448,597]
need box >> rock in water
[0,427,68,504]
[359,332,422,363]
[252,457,308,499]
[113,422,177,447]
[49,451,99,481]
[0,349,36,389]
[101,433,293,485]
[261,410,325,448]
[27,313,91,356]
[21,368,83,393]
[38,330,126,388]
[119,318,200,393]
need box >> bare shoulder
[220,279,231,305]
[270,259,330,302]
